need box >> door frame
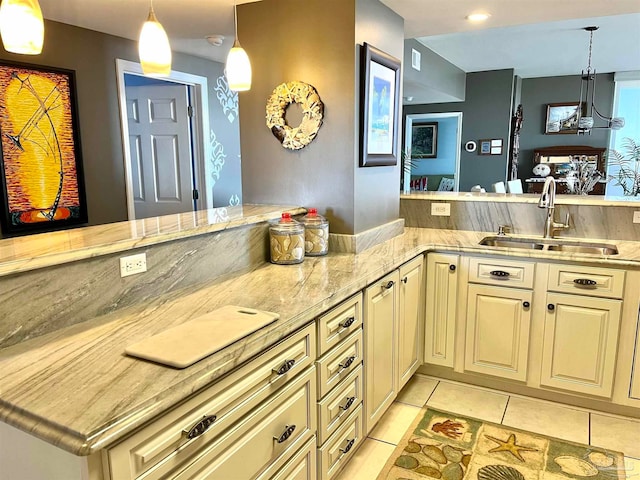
[404,112,463,192]
[116,59,211,220]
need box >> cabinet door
[363,270,399,435]
[398,255,425,390]
[541,293,621,398]
[424,253,458,367]
[464,284,532,381]
[632,317,640,400]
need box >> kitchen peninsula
[1,202,640,479]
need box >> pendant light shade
[226,2,251,91]
[138,5,171,77]
[0,0,44,55]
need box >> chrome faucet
[538,176,570,238]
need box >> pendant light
[226,0,251,91]
[138,0,172,77]
[0,0,44,55]
[577,26,625,135]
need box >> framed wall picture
[479,139,492,155]
[545,102,582,134]
[411,122,438,158]
[0,61,87,235]
[479,139,503,155]
[359,43,401,167]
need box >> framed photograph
[545,102,583,134]
[0,61,87,235]
[411,122,438,158]
[359,43,401,167]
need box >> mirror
[402,13,640,199]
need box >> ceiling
[38,0,640,75]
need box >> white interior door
[126,84,194,219]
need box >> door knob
[449,264,456,271]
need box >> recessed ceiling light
[206,34,225,46]
[466,13,490,22]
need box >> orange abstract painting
[0,62,87,235]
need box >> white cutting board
[125,305,279,368]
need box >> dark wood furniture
[525,145,606,195]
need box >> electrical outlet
[120,253,147,277]
[634,211,640,224]
[431,203,451,216]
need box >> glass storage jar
[300,208,329,256]
[269,213,305,264]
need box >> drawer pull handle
[574,278,597,287]
[183,414,217,440]
[339,316,356,329]
[523,301,530,308]
[274,424,296,444]
[489,270,510,278]
[340,438,355,455]
[449,264,456,272]
[273,359,296,376]
[339,355,356,370]
[548,304,555,311]
[383,280,395,289]
[340,396,356,411]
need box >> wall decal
[214,75,238,123]
[266,81,324,150]
[209,130,226,186]
[229,194,240,206]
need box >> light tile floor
[335,375,640,480]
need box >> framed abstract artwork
[359,43,401,167]
[0,61,87,235]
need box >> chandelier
[577,26,625,134]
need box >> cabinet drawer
[267,436,317,480]
[316,329,363,399]
[170,367,317,480]
[468,257,535,288]
[317,365,363,445]
[107,323,316,480]
[318,405,363,480]
[317,293,363,356]
[547,264,625,299]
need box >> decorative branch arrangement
[565,156,605,195]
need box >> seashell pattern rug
[376,408,625,480]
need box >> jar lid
[300,208,328,227]
[269,212,303,233]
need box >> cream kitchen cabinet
[424,253,458,368]
[398,255,425,389]
[540,264,625,398]
[363,269,399,434]
[464,283,533,382]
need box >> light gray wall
[403,39,466,104]
[353,0,404,233]
[239,0,404,235]
[518,74,613,177]
[404,69,515,192]
[0,20,241,231]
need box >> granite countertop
[401,191,640,206]
[1,227,639,456]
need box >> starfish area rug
[376,408,626,480]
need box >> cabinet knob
[340,396,356,411]
[401,277,408,284]
[340,438,355,455]
[183,414,217,440]
[383,280,395,289]
[339,316,356,329]
[547,304,555,311]
[274,424,296,444]
[523,301,530,308]
[449,264,456,272]
[273,359,296,376]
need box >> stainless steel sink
[478,236,618,255]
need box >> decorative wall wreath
[265,81,324,150]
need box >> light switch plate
[120,253,147,277]
[633,211,640,224]
[431,203,451,216]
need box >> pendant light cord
[234,1,238,39]
[586,29,594,73]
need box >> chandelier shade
[226,1,251,91]
[139,5,172,77]
[0,0,44,55]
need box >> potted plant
[607,137,640,196]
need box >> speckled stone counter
[1,227,639,455]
